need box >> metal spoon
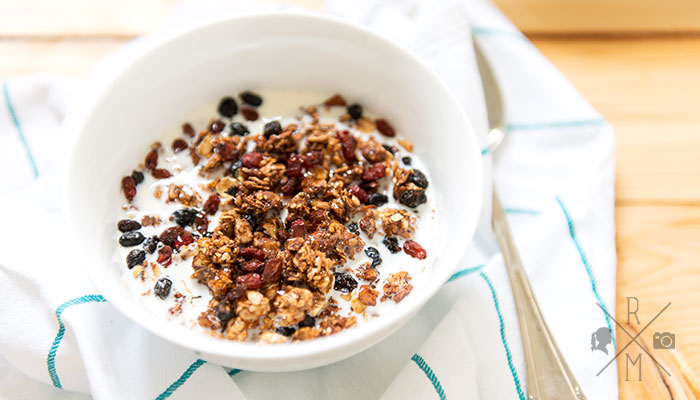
[474,39,587,400]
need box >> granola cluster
[117,92,432,343]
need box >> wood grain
[494,0,700,34]
[615,205,700,399]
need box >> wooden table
[3,0,698,398]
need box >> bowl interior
[66,12,483,371]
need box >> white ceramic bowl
[65,12,483,372]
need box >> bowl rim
[64,10,483,368]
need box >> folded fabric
[0,0,618,399]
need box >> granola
[115,90,436,343]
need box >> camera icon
[653,332,675,350]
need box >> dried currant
[280,177,300,196]
[337,130,356,161]
[218,97,238,118]
[298,315,315,328]
[401,156,412,165]
[172,138,188,153]
[333,272,357,293]
[143,235,159,254]
[263,120,282,138]
[376,118,396,137]
[119,231,145,247]
[368,193,388,207]
[131,170,144,185]
[364,246,382,268]
[225,186,239,197]
[229,160,243,177]
[347,103,363,119]
[182,123,195,137]
[217,142,238,161]
[382,236,400,253]
[240,106,259,121]
[173,208,198,227]
[154,277,172,299]
[241,214,258,231]
[117,219,141,232]
[216,301,235,325]
[409,169,429,189]
[276,326,296,337]
[230,122,249,136]
[347,222,360,235]
[210,119,225,133]
[203,194,220,215]
[403,240,427,259]
[382,144,397,155]
[286,154,304,178]
[240,91,263,107]
[398,189,427,208]
[126,249,146,269]
[121,176,137,201]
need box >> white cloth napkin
[0,0,618,399]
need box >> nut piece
[383,271,414,303]
[378,208,415,238]
[358,285,379,306]
[236,290,271,321]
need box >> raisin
[382,236,400,253]
[362,163,387,181]
[348,185,369,204]
[337,130,356,161]
[364,246,382,268]
[360,180,379,194]
[376,118,396,137]
[399,189,427,208]
[194,214,209,234]
[216,301,235,325]
[121,176,137,201]
[175,233,195,248]
[173,208,198,227]
[119,231,144,247]
[229,160,243,177]
[230,122,249,136]
[203,194,220,215]
[159,226,185,247]
[280,177,300,196]
[126,249,146,269]
[145,150,158,170]
[241,247,265,261]
[154,277,172,299]
[226,286,247,303]
[131,170,144,185]
[404,240,427,259]
[117,219,141,232]
[333,272,357,293]
[182,123,195,137]
[298,315,315,328]
[216,142,238,161]
[240,91,263,107]
[218,97,238,118]
[157,245,173,266]
[289,219,306,238]
[276,326,296,337]
[347,103,363,119]
[225,186,239,197]
[242,214,258,231]
[240,259,264,273]
[409,169,429,189]
[301,151,323,167]
[263,120,282,138]
[382,144,398,155]
[143,235,159,253]
[240,106,259,121]
[151,168,171,179]
[210,119,225,133]
[236,273,264,290]
[262,257,282,283]
[286,154,304,178]
[347,222,360,235]
[172,138,188,153]
[402,156,412,165]
[368,193,388,207]
[241,152,262,168]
